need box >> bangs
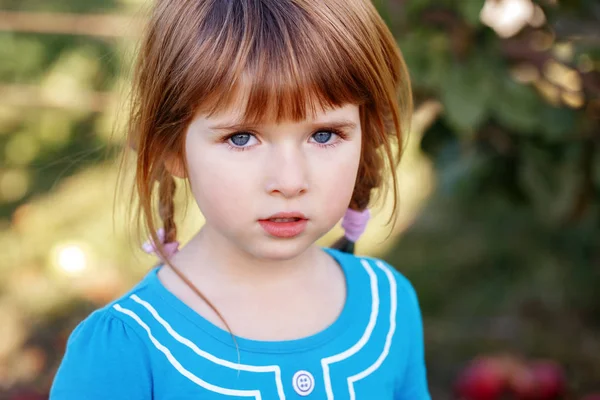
[183,0,372,124]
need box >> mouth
[258,212,308,238]
[260,212,307,222]
[268,218,303,222]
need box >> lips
[261,212,307,221]
[258,212,308,238]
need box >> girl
[50,0,430,398]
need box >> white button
[292,370,315,396]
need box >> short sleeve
[50,307,153,399]
[394,272,431,400]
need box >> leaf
[420,116,455,160]
[405,0,435,18]
[517,142,583,223]
[0,35,46,83]
[399,30,450,89]
[437,146,486,197]
[491,78,542,133]
[457,0,486,26]
[538,105,577,141]
[440,56,497,136]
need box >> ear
[164,152,186,178]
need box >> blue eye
[312,131,333,144]
[229,133,251,146]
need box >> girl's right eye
[226,132,258,149]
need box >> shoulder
[50,277,157,399]
[330,248,425,347]
[64,299,148,348]
[327,248,424,339]
[354,255,430,397]
[60,265,156,346]
[62,266,168,356]
[360,255,421,310]
[328,248,421,310]
[359,255,424,330]
[81,266,168,338]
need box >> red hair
[119,0,412,331]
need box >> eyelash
[223,128,348,152]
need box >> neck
[171,225,323,288]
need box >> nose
[265,145,309,198]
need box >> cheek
[314,143,362,217]
[185,143,256,222]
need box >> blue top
[50,248,430,399]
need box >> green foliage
[440,54,499,135]
[457,1,486,26]
[1,0,123,14]
[0,30,123,214]
[385,0,600,394]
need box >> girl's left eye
[310,130,339,145]
[226,132,258,149]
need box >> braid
[332,111,384,254]
[331,235,357,254]
[332,181,375,254]
[156,166,240,356]
[158,169,177,244]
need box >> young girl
[50,0,430,398]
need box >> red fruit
[507,362,538,399]
[528,360,566,399]
[455,357,507,400]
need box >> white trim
[321,259,379,399]
[113,304,261,399]
[347,260,398,400]
[128,294,286,399]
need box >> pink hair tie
[341,208,371,242]
[142,228,179,259]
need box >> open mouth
[268,217,303,222]
[258,213,308,238]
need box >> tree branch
[0,84,113,112]
[0,11,142,38]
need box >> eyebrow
[209,119,358,132]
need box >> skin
[160,101,362,340]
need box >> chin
[245,236,316,261]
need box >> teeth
[270,218,298,222]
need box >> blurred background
[0,0,598,398]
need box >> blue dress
[50,248,431,399]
